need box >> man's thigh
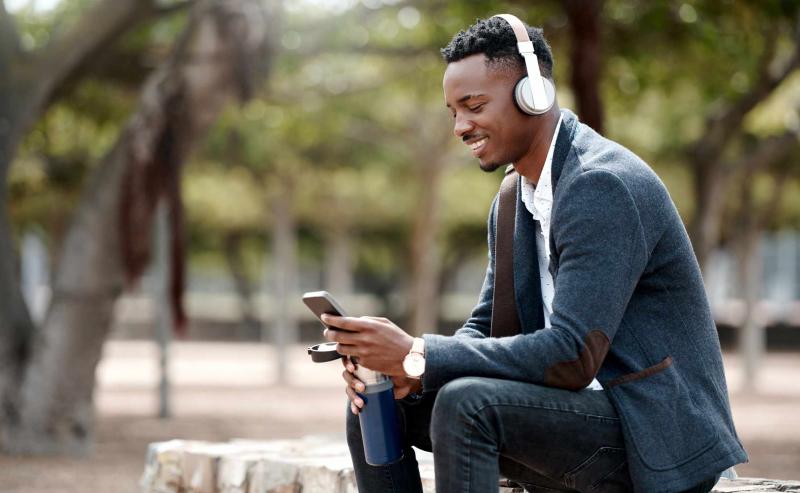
[396,391,437,452]
[432,377,632,492]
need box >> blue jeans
[347,377,719,492]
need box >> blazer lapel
[550,109,578,192]
[548,110,580,276]
[510,110,580,333]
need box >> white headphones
[492,14,556,116]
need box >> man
[323,15,746,493]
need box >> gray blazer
[422,109,747,492]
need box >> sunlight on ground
[95,341,800,443]
[0,342,797,493]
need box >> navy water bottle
[303,291,403,466]
[353,364,403,465]
[307,342,404,466]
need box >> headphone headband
[491,13,554,115]
[493,14,534,52]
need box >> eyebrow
[446,93,487,108]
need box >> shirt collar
[519,115,562,261]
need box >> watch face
[403,353,425,377]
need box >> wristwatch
[402,337,426,379]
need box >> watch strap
[410,337,425,355]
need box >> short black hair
[441,16,554,79]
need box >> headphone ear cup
[514,76,556,115]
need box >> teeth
[469,138,487,151]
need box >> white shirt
[520,116,560,328]
[519,115,603,390]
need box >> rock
[140,435,798,492]
[713,477,800,492]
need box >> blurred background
[0,0,799,491]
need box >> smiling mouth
[469,137,488,154]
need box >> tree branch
[282,0,434,60]
[156,0,193,15]
[564,0,604,134]
[693,17,800,162]
[757,165,792,230]
[46,47,155,105]
[41,3,198,102]
[0,0,21,67]
[731,127,800,176]
[16,0,161,135]
[293,44,429,59]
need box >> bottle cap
[307,342,344,363]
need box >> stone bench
[140,435,799,493]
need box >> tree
[0,0,171,451]
[599,1,800,270]
[564,0,605,133]
[730,156,796,389]
[686,10,800,269]
[1,0,274,454]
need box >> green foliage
[183,162,265,232]
[7,0,93,51]
[8,0,800,287]
[603,1,799,151]
[9,83,132,232]
[8,0,187,242]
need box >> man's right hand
[342,357,366,415]
[342,357,424,414]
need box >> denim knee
[430,377,492,445]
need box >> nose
[453,113,473,138]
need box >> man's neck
[513,105,560,185]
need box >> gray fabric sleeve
[422,170,648,392]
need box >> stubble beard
[479,159,506,173]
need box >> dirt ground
[0,341,798,492]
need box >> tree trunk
[689,128,796,274]
[408,158,446,336]
[689,161,728,273]
[270,182,298,384]
[7,134,131,453]
[0,195,36,435]
[403,106,452,335]
[0,101,37,434]
[735,166,790,392]
[0,0,184,446]
[733,174,763,392]
[564,0,605,134]
[223,231,262,338]
[2,0,274,454]
[736,223,763,392]
[324,227,354,297]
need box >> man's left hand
[392,375,422,399]
[322,315,414,377]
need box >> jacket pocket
[606,357,718,471]
[605,356,673,388]
[564,446,627,491]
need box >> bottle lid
[307,342,344,363]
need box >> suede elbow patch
[544,330,610,390]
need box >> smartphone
[302,291,348,330]
[303,291,353,363]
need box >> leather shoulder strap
[490,167,522,338]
